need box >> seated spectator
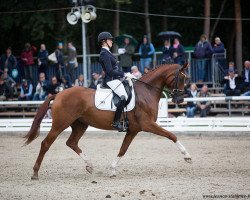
[224,61,238,76]
[74,74,84,87]
[33,72,49,100]
[161,39,173,64]
[186,83,198,118]
[196,84,211,117]
[2,69,16,98]
[45,76,62,97]
[213,37,225,53]
[60,75,72,90]
[241,60,250,92]
[172,38,185,65]
[18,79,33,101]
[222,68,242,96]
[144,67,150,74]
[89,72,103,89]
[131,66,142,79]
[0,78,11,101]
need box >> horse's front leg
[143,121,192,163]
[111,131,138,177]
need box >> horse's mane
[139,63,179,81]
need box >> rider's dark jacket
[99,48,124,85]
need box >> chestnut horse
[24,63,192,180]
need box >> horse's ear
[181,62,189,71]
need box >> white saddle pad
[95,84,135,111]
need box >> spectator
[161,39,174,64]
[186,83,198,118]
[144,67,150,74]
[18,79,33,101]
[194,34,213,82]
[20,43,37,83]
[196,84,211,117]
[66,42,77,82]
[55,42,65,81]
[60,75,72,90]
[37,44,49,76]
[118,37,135,72]
[2,69,16,98]
[222,68,242,96]
[172,38,185,65]
[241,60,250,91]
[0,78,11,101]
[225,61,238,76]
[33,72,49,100]
[139,35,155,72]
[45,76,62,97]
[74,74,84,87]
[131,66,142,79]
[89,72,103,89]
[213,37,225,53]
[0,47,17,79]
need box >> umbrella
[158,31,182,40]
[114,34,138,47]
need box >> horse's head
[166,63,189,104]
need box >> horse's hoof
[86,165,93,174]
[110,174,116,178]
[31,175,39,180]
[184,157,192,164]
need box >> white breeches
[107,80,128,100]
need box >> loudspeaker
[81,5,96,23]
[67,8,81,25]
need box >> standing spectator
[196,84,211,117]
[74,74,85,87]
[194,34,213,82]
[161,39,173,64]
[60,75,72,90]
[139,35,155,72]
[2,69,16,98]
[172,38,185,65]
[55,42,65,81]
[241,60,250,91]
[33,72,49,100]
[213,37,225,53]
[186,83,198,118]
[222,68,242,96]
[131,66,142,79]
[18,79,33,101]
[37,44,49,76]
[0,78,11,101]
[45,76,61,97]
[89,72,103,89]
[66,42,77,82]
[118,37,135,72]
[20,43,37,83]
[225,61,238,76]
[0,47,17,79]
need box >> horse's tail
[23,95,56,145]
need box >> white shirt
[229,77,236,89]
[102,46,110,52]
[245,69,249,82]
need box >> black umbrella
[114,34,138,47]
[158,31,182,40]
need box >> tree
[144,0,151,42]
[203,0,211,38]
[234,0,242,73]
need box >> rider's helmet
[98,32,114,44]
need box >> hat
[228,67,235,73]
[22,79,27,83]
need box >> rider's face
[106,39,113,47]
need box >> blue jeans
[197,59,206,81]
[140,57,152,72]
[186,106,196,118]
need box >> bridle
[134,67,187,103]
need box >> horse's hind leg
[66,120,93,173]
[111,131,138,177]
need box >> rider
[98,31,128,132]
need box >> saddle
[95,80,135,112]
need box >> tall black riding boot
[112,96,126,131]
